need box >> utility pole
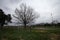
[51,13,53,23]
[51,13,53,25]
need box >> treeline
[31,23,60,27]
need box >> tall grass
[0,26,60,40]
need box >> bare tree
[13,3,38,28]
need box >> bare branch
[13,3,38,27]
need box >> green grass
[0,26,60,40]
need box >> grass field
[0,26,60,40]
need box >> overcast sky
[0,0,60,23]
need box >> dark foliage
[0,9,12,29]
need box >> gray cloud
[0,0,22,14]
[0,0,60,23]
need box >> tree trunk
[24,20,27,29]
[0,23,3,30]
[24,23,26,29]
[0,21,5,30]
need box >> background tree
[0,9,12,30]
[13,3,38,28]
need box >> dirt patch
[50,33,60,40]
